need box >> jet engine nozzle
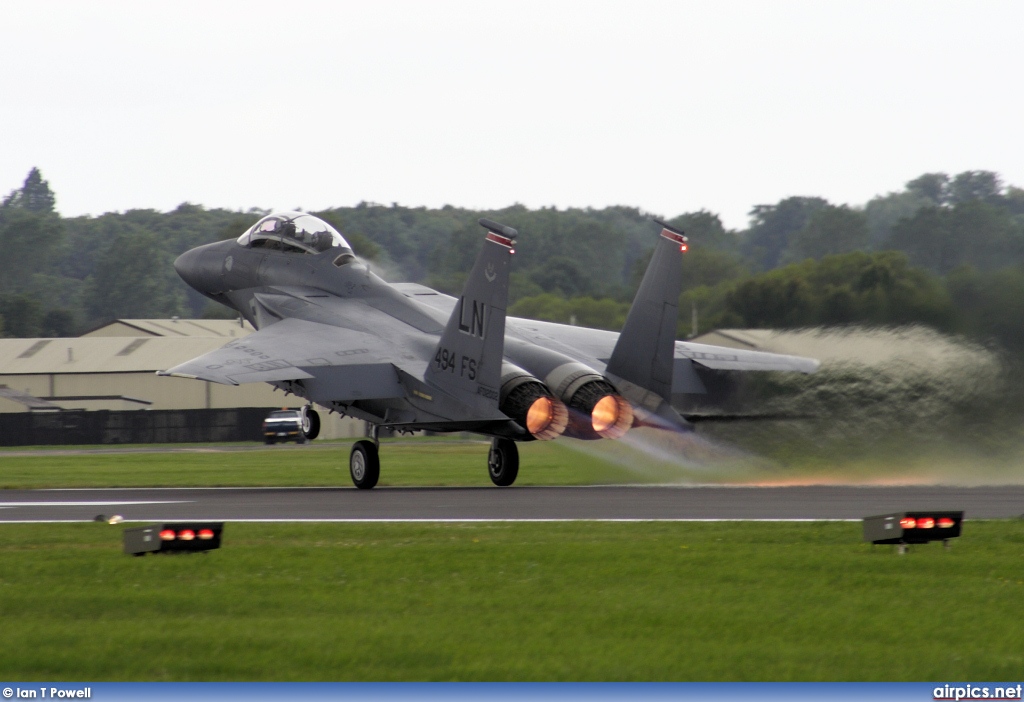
[502,345,635,441]
[499,365,568,441]
[590,393,633,440]
[563,379,633,440]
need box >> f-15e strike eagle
[162,212,818,488]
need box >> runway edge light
[123,522,224,556]
[862,511,963,554]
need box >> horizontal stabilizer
[675,342,820,373]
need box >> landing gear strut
[349,440,380,489]
[488,438,519,487]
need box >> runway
[1,485,1023,522]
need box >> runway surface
[2,485,1023,522]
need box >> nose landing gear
[301,405,320,441]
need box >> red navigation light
[917,517,935,529]
[937,517,955,529]
[159,529,176,541]
[680,244,688,252]
[198,529,215,540]
[899,517,917,529]
[178,529,196,541]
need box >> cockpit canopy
[237,211,350,254]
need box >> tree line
[3,167,1024,354]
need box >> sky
[1,0,1023,230]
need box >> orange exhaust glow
[525,396,568,441]
[526,396,553,434]
[591,394,633,440]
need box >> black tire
[488,438,519,487]
[302,408,321,441]
[349,440,380,489]
[265,438,275,445]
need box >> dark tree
[906,173,949,205]
[785,205,869,262]
[40,308,78,337]
[887,201,1024,274]
[742,196,829,270]
[1,168,57,213]
[530,256,590,297]
[0,207,64,293]
[947,170,1003,205]
[0,294,43,337]
[83,227,183,321]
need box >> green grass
[4,434,1024,489]
[0,439,682,489]
[0,521,1022,681]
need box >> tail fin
[424,219,517,408]
[605,219,688,425]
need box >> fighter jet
[163,212,818,488]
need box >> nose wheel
[349,440,380,489]
[488,438,519,487]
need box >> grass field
[0,434,757,489]
[0,520,1022,681]
[5,431,1024,489]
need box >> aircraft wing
[157,316,406,401]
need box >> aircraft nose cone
[173,242,227,294]
[174,248,204,288]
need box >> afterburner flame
[527,397,554,434]
[591,394,633,440]
[525,395,568,441]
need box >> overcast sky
[2,1,1022,230]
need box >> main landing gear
[349,439,380,489]
[348,428,521,489]
[488,438,519,487]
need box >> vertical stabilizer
[424,219,517,408]
[606,220,687,418]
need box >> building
[81,317,255,339]
[0,320,364,440]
